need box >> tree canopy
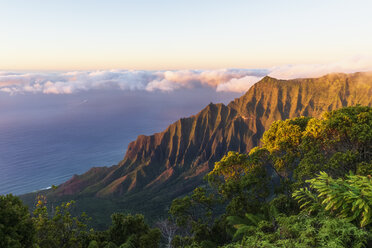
[169,106,372,247]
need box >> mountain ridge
[45,72,372,217]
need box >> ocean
[0,88,239,195]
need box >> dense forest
[1,105,372,247]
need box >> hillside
[22,72,372,226]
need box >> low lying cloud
[216,76,264,93]
[268,56,372,79]
[1,57,371,95]
[0,69,266,95]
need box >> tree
[295,106,372,182]
[0,194,35,248]
[108,213,161,248]
[262,116,311,176]
[207,150,271,216]
[33,195,90,248]
[156,219,178,248]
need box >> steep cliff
[53,72,372,201]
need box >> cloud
[215,56,372,91]
[1,57,371,95]
[216,76,264,93]
[0,69,266,95]
[268,56,372,79]
[146,79,180,92]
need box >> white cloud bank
[1,56,371,95]
[0,69,266,95]
[216,76,263,93]
[268,56,372,79]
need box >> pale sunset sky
[1,0,372,71]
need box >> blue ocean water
[0,89,239,195]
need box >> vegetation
[1,105,371,247]
[0,194,35,248]
[0,195,161,248]
[168,105,372,247]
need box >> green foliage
[169,189,230,246]
[247,213,369,248]
[138,228,161,248]
[88,240,99,248]
[262,116,311,176]
[119,241,134,248]
[103,242,118,248]
[268,194,299,216]
[171,235,194,247]
[0,194,161,248]
[209,151,249,180]
[260,106,372,185]
[32,196,90,248]
[170,149,272,246]
[223,213,371,248]
[0,194,35,248]
[208,149,271,216]
[296,106,372,181]
[357,162,372,175]
[108,213,160,247]
[109,213,148,245]
[169,187,216,229]
[294,172,372,227]
[226,213,264,240]
[171,106,372,247]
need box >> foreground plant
[294,172,372,227]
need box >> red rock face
[53,72,372,199]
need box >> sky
[1,0,372,71]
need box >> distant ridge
[42,72,372,218]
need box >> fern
[226,213,265,240]
[293,172,372,227]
